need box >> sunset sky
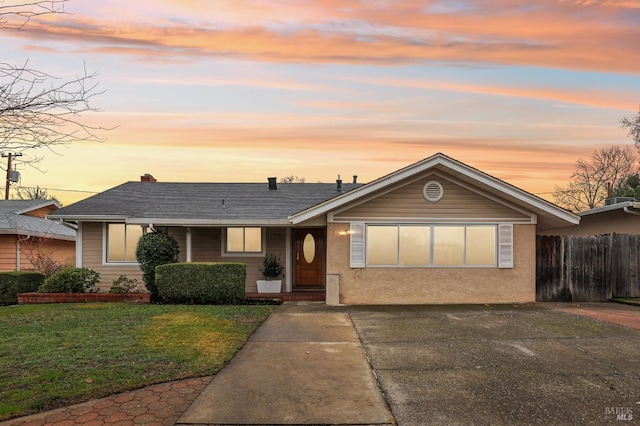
[2,0,640,205]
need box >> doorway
[294,228,325,289]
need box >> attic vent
[423,180,444,202]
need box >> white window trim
[363,223,500,268]
[103,223,142,266]
[221,227,266,257]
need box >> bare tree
[280,175,306,183]
[621,106,640,148]
[553,146,637,212]
[16,185,61,204]
[0,0,67,29]
[1,0,105,170]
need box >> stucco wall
[326,223,536,304]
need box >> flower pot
[257,280,282,293]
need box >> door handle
[296,252,300,261]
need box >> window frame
[103,223,145,265]
[365,224,498,268]
[221,227,266,257]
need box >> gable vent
[423,180,444,202]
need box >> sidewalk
[177,302,393,425]
[0,377,212,426]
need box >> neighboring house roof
[578,201,640,217]
[0,200,76,240]
[290,153,580,230]
[48,182,361,225]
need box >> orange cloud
[350,77,637,111]
[8,0,639,73]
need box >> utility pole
[2,153,22,200]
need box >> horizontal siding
[82,222,142,292]
[190,227,287,293]
[80,224,289,293]
[0,236,17,271]
[334,174,530,221]
[23,206,56,218]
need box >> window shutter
[350,222,365,268]
[498,224,513,269]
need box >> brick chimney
[141,174,157,183]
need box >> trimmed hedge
[38,268,100,293]
[156,262,246,304]
[0,272,45,305]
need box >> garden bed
[17,292,151,304]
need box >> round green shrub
[38,268,100,293]
[135,232,179,300]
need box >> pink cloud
[6,0,638,73]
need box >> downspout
[16,235,31,271]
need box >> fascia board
[290,156,444,224]
[125,218,292,226]
[291,155,579,225]
[14,200,60,215]
[46,215,129,222]
[0,229,76,240]
[578,201,638,217]
[443,161,579,225]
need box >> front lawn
[0,303,276,421]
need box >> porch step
[246,291,325,302]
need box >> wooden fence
[536,234,640,302]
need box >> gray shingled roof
[0,200,76,239]
[49,182,361,224]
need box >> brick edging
[17,292,151,304]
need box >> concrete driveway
[348,304,640,425]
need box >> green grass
[0,303,276,421]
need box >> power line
[17,186,99,194]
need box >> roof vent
[268,177,277,190]
[423,180,444,202]
[336,175,342,193]
[353,175,358,184]
[141,174,157,183]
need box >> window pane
[125,225,143,262]
[367,226,398,265]
[244,227,262,252]
[466,226,496,266]
[399,226,430,266]
[107,224,125,262]
[227,228,244,252]
[433,226,464,266]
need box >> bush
[25,250,73,278]
[38,268,100,293]
[156,262,246,304]
[0,272,45,305]
[136,232,179,300]
[109,275,144,294]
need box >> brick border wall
[18,292,151,304]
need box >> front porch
[245,291,326,302]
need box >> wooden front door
[294,228,325,289]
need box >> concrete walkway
[177,302,393,425]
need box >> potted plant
[257,254,284,293]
